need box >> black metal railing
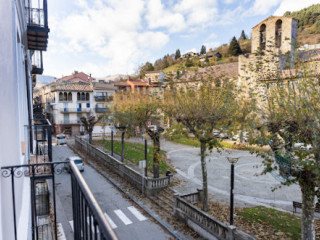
[27,1,48,28]
[70,161,118,240]
[95,96,106,101]
[31,121,52,163]
[95,107,108,113]
[1,162,65,240]
[32,51,43,74]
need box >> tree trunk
[300,176,316,240]
[121,131,125,162]
[200,140,208,211]
[153,135,160,178]
[89,131,92,144]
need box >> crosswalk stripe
[69,220,74,231]
[114,209,132,225]
[104,213,117,229]
[127,206,147,221]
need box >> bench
[293,201,320,213]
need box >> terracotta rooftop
[53,72,94,85]
[92,82,116,90]
[114,78,153,87]
[52,84,93,92]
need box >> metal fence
[75,136,171,195]
[70,161,118,240]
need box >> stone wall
[251,16,298,54]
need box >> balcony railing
[95,96,106,101]
[70,161,118,240]
[57,119,82,125]
[31,51,43,75]
[60,108,91,113]
[95,107,109,113]
[26,0,49,51]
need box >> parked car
[56,134,67,145]
[64,156,84,172]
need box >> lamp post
[111,130,114,156]
[116,126,126,162]
[227,157,239,226]
[144,137,148,177]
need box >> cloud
[243,0,281,16]
[274,0,320,15]
[47,0,169,77]
[145,0,186,33]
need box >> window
[259,24,266,50]
[67,92,72,101]
[275,20,282,48]
[77,92,80,101]
[86,93,89,101]
[137,87,140,94]
[81,93,85,101]
[87,103,90,108]
[143,87,146,95]
[59,92,63,101]
[64,92,67,101]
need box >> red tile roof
[52,84,93,92]
[54,72,94,84]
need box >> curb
[68,142,185,240]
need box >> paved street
[53,144,171,240]
[160,140,301,210]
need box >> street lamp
[227,156,239,226]
[116,126,126,162]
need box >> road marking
[127,206,147,221]
[104,213,117,229]
[57,223,67,240]
[69,221,74,231]
[114,209,132,225]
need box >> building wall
[0,0,32,239]
[251,17,298,53]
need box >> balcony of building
[60,108,91,113]
[57,119,82,125]
[1,119,117,240]
[26,0,49,51]
[31,50,43,74]
[95,107,109,113]
[94,95,106,101]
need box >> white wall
[0,0,32,239]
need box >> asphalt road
[53,144,171,240]
[160,140,301,210]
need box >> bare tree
[165,73,238,211]
[80,115,102,144]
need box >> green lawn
[167,135,265,152]
[237,206,301,239]
[94,140,173,175]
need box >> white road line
[127,206,147,221]
[104,213,117,229]
[69,220,74,231]
[114,209,132,225]
[57,223,67,240]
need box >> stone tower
[251,16,298,53]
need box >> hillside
[158,4,320,74]
[284,4,320,45]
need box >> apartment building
[0,0,49,239]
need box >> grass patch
[237,206,301,239]
[94,140,174,175]
[167,135,265,152]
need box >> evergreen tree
[228,36,242,56]
[175,49,181,59]
[185,57,193,67]
[200,45,206,55]
[240,30,247,40]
